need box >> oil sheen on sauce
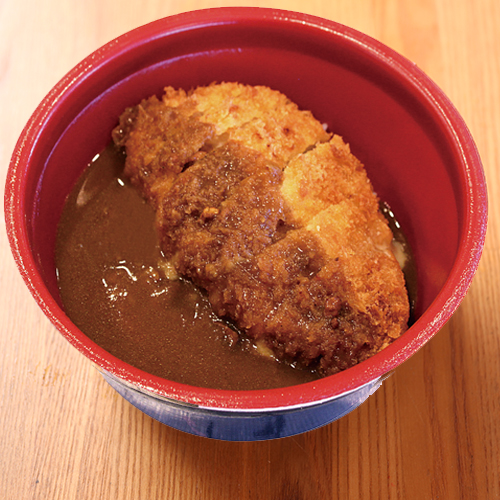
[56,144,417,390]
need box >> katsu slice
[281,135,378,225]
[161,82,331,167]
[158,140,285,279]
[306,201,409,348]
[281,134,408,341]
[112,95,215,204]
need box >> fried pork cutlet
[112,82,409,376]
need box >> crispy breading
[307,202,408,343]
[112,96,215,204]
[162,82,330,167]
[113,82,410,375]
[113,82,329,207]
[282,136,378,225]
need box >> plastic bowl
[4,8,487,441]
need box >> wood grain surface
[1,1,499,499]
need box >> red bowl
[4,8,487,440]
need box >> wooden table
[1,1,499,498]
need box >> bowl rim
[4,7,488,410]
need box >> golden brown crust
[282,136,378,225]
[112,95,215,205]
[162,82,331,167]
[113,82,410,375]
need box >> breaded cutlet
[113,82,409,376]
